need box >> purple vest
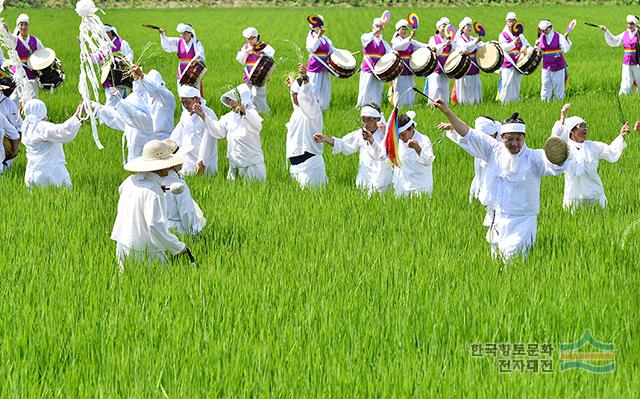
[361,37,387,73]
[501,31,522,69]
[623,30,638,65]
[307,34,330,73]
[396,40,414,76]
[540,32,566,71]
[103,37,123,88]
[433,35,451,75]
[15,35,38,79]
[243,44,261,83]
[177,38,198,78]
[461,35,479,75]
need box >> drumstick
[584,22,601,28]
[142,24,162,30]
[412,87,436,103]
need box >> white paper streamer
[0,0,36,104]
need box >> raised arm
[160,34,179,53]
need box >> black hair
[480,115,496,122]
[397,114,412,128]
[363,102,381,112]
[503,112,525,125]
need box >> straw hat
[544,136,569,165]
[27,48,56,71]
[124,140,187,172]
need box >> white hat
[565,116,586,132]
[124,140,187,172]
[538,20,552,30]
[506,12,517,22]
[220,83,254,108]
[459,17,472,31]
[436,17,450,30]
[145,69,164,87]
[474,117,501,136]
[178,84,200,98]
[16,14,29,25]
[627,15,639,24]
[395,19,409,31]
[242,27,259,39]
[104,24,119,37]
[176,23,195,35]
[372,18,383,28]
[162,139,194,156]
[398,111,417,134]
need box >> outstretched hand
[621,122,631,138]
[437,122,452,131]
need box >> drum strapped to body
[28,48,65,91]
[248,56,276,87]
[179,59,207,87]
[476,41,504,73]
[516,46,542,75]
[444,50,471,79]
[409,47,437,77]
[373,52,403,82]
[328,49,356,78]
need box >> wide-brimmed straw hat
[544,136,569,165]
[124,140,187,172]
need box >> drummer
[305,15,334,111]
[236,27,275,114]
[391,19,427,107]
[102,24,134,101]
[453,17,483,105]
[12,13,45,103]
[601,15,640,95]
[537,19,571,101]
[498,12,531,103]
[159,23,206,93]
[357,17,392,108]
[427,17,453,104]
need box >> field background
[1,4,639,397]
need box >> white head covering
[103,24,119,37]
[145,69,164,87]
[178,84,200,98]
[360,105,386,126]
[501,123,526,135]
[220,83,254,109]
[627,15,639,25]
[436,17,450,30]
[538,20,552,30]
[395,19,409,31]
[16,14,29,25]
[372,18,383,29]
[565,116,586,132]
[242,27,258,39]
[506,12,517,22]
[124,140,186,173]
[459,17,472,31]
[176,23,195,38]
[21,99,47,143]
[474,117,501,136]
[398,111,417,134]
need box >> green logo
[560,330,615,373]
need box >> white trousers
[393,75,415,108]
[289,154,327,189]
[228,162,267,182]
[487,211,537,262]
[427,72,449,104]
[357,72,383,107]
[499,67,522,103]
[308,71,331,111]
[541,68,565,101]
[619,64,640,95]
[456,74,482,104]
[248,84,270,114]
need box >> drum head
[100,63,112,84]
[331,49,356,69]
[409,47,433,70]
[374,53,397,74]
[444,51,463,73]
[516,47,534,68]
[476,43,500,69]
[28,48,56,71]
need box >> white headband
[398,111,417,134]
[501,123,526,134]
[360,105,381,119]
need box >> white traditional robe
[604,29,640,95]
[170,102,219,175]
[454,129,568,261]
[11,34,43,104]
[306,32,334,111]
[162,169,206,235]
[391,35,426,107]
[427,35,451,104]
[331,127,392,193]
[22,116,81,187]
[357,33,392,107]
[236,43,276,114]
[539,30,571,101]
[393,131,435,197]
[160,33,206,86]
[286,82,326,188]
[134,76,176,140]
[453,35,482,104]
[0,111,20,173]
[111,172,186,267]
[498,28,531,103]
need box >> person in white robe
[286,64,326,188]
[313,103,392,194]
[454,17,483,105]
[210,84,267,181]
[111,139,190,269]
[159,23,206,88]
[434,99,569,261]
[21,99,84,188]
[357,18,392,108]
[0,110,20,174]
[305,17,334,111]
[498,12,531,103]
[427,17,453,104]
[11,13,44,104]
[130,66,175,140]
[393,111,435,197]
[391,19,426,108]
[236,27,276,114]
[0,90,23,172]
[170,85,219,176]
[537,19,571,101]
[551,103,632,210]
[601,15,640,95]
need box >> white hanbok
[539,31,571,101]
[160,33,206,87]
[604,29,640,95]
[391,35,426,107]
[427,35,451,104]
[0,111,20,173]
[134,73,176,140]
[11,34,43,104]
[498,29,530,103]
[453,35,483,104]
[357,33,391,107]
[306,32,334,111]
[162,169,206,235]
[0,93,23,172]
[236,43,276,114]
[393,131,435,197]
[170,102,219,175]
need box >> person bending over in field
[313,103,392,194]
[551,103,633,210]
[285,63,327,188]
[111,139,190,269]
[129,65,176,140]
[434,99,569,262]
[393,111,435,198]
[22,99,85,188]
[171,85,220,176]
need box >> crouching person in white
[212,84,266,181]
[435,99,569,261]
[393,111,435,197]
[22,99,84,188]
[313,103,392,194]
[286,64,327,188]
[111,139,190,269]
[552,103,632,210]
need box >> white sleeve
[141,78,174,107]
[263,45,275,58]
[146,194,185,255]
[520,34,531,47]
[236,45,250,64]
[298,83,322,123]
[361,32,374,47]
[176,188,199,235]
[332,130,362,156]
[35,37,44,50]
[42,116,82,144]
[160,34,179,52]
[392,36,412,51]
[243,108,263,133]
[539,149,570,176]
[96,105,125,131]
[198,107,224,163]
[456,129,498,162]
[1,113,18,140]
[195,41,206,61]
[559,34,571,53]
[121,40,134,62]
[306,33,320,53]
[499,33,516,51]
[551,120,570,142]
[2,100,23,132]
[416,136,435,166]
[367,139,387,160]
[383,39,393,53]
[604,30,624,47]
[596,135,627,163]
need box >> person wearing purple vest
[428,18,453,104]
[11,13,44,104]
[236,27,275,115]
[454,17,483,105]
[602,15,640,95]
[391,19,426,107]
[305,16,334,111]
[160,23,206,92]
[537,19,571,101]
[102,24,134,101]
[357,17,391,108]
[498,12,531,103]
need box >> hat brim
[27,48,56,71]
[124,154,186,172]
